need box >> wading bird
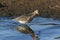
[13,10,39,24]
[13,10,39,40]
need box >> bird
[13,10,39,24]
[13,10,39,40]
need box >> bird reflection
[16,24,38,40]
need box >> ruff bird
[13,10,39,40]
[13,10,39,24]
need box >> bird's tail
[31,34,38,40]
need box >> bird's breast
[19,20,27,24]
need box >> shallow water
[0,17,60,40]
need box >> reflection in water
[0,17,60,40]
[16,24,38,40]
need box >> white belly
[19,21,27,24]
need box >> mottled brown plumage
[13,10,39,24]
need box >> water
[0,17,60,40]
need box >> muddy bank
[0,0,60,19]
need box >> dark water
[0,17,60,40]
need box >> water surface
[0,17,60,40]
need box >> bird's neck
[31,13,36,18]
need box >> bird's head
[32,10,39,15]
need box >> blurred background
[0,0,60,19]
